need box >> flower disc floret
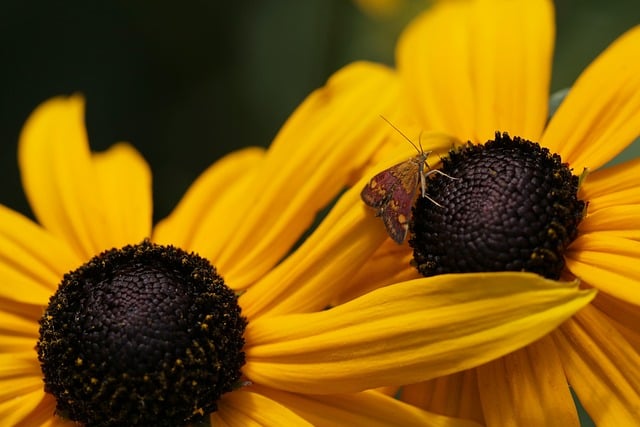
[37,241,247,426]
[410,133,585,279]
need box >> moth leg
[422,193,444,208]
[425,169,459,180]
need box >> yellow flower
[341,0,640,424]
[1,68,593,425]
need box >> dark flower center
[409,132,586,280]
[37,240,247,427]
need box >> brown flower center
[37,241,246,426]
[410,132,586,279]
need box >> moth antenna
[418,131,425,155]
[379,115,422,155]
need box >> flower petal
[332,239,419,305]
[0,205,80,306]
[239,133,455,319]
[470,0,554,142]
[0,374,56,427]
[213,62,404,290]
[553,305,640,426]
[239,184,386,319]
[565,234,640,305]
[0,389,51,427]
[0,309,38,340]
[153,147,266,260]
[397,0,553,142]
[243,272,595,394]
[476,335,580,426]
[579,204,640,239]
[541,26,640,171]
[0,375,42,403]
[212,389,313,427]
[0,351,40,380]
[581,157,640,198]
[401,370,484,425]
[580,158,640,212]
[19,96,152,260]
[0,335,36,354]
[47,413,75,427]
[19,96,92,258]
[397,1,475,140]
[255,385,482,427]
[91,142,152,248]
[13,394,64,427]
[0,295,42,331]
[593,292,640,352]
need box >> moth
[361,119,448,244]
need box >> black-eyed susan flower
[1,63,595,425]
[341,0,640,425]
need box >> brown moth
[361,119,445,244]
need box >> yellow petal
[0,375,42,403]
[18,96,97,259]
[397,2,475,141]
[0,389,50,427]
[239,183,386,319]
[476,335,579,426]
[585,188,640,216]
[14,394,63,427]
[0,266,52,308]
[397,0,553,143]
[240,132,456,318]
[0,351,40,379]
[0,205,79,305]
[153,147,265,261]
[0,297,41,327]
[580,157,640,198]
[255,385,482,427]
[212,389,313,427]
[579,158,640,212]
[375,385,400,397]
[553,305,640,426]
[541,26,640,172]
[579,204,640,239]
[45,413,76,427]
[565,234,640,305]
[593,292,640,352]
[18,96,152,260]
[333,239,419,305]
[401,370,484,425]
[0,309,39,340]
[243,272,595,394]
[0,336,37,354]
[91,142,152,248]
[471,0,554,142]
[216,62,403,289]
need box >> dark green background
[1,0,638,223]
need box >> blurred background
[1,0,639,221]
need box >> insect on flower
[361,118,453,244]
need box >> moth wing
[378,163,421,243]
[380,159,420,244]
[360,164,403,209]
